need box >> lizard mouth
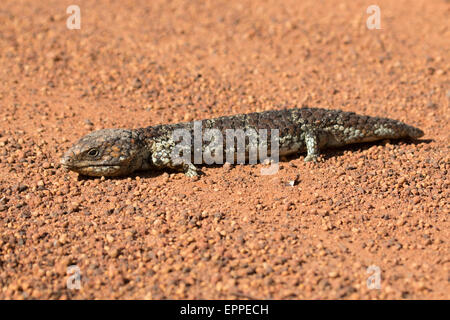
[60,157,121,169]
[61,163,121,170]
[62,164,120,168]
[61,162,122,176]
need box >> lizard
[60,107,424,177]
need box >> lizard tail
[372,118,424,139]
[405,125,424,138]
[335,110,425,142]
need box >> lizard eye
[87,148,99,157]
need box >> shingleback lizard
[60,107,424,177]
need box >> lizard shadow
[315,137,432,162]
[75,164,209,181]
[75,168,169,181]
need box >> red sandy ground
[0,0,448,299]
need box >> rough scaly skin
[60,107,424,177]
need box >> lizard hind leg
[304,130,320,162]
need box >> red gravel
[0,0,448,299]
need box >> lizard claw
[304,155,318,162]
[184,164,199,177]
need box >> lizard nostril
[60,156,71,166]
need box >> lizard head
[60,129,147,177]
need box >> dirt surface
[0,0,449,299]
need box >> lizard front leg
[304,130,320,162]
[151,141,199,176]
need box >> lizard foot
[304,155,318,162]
